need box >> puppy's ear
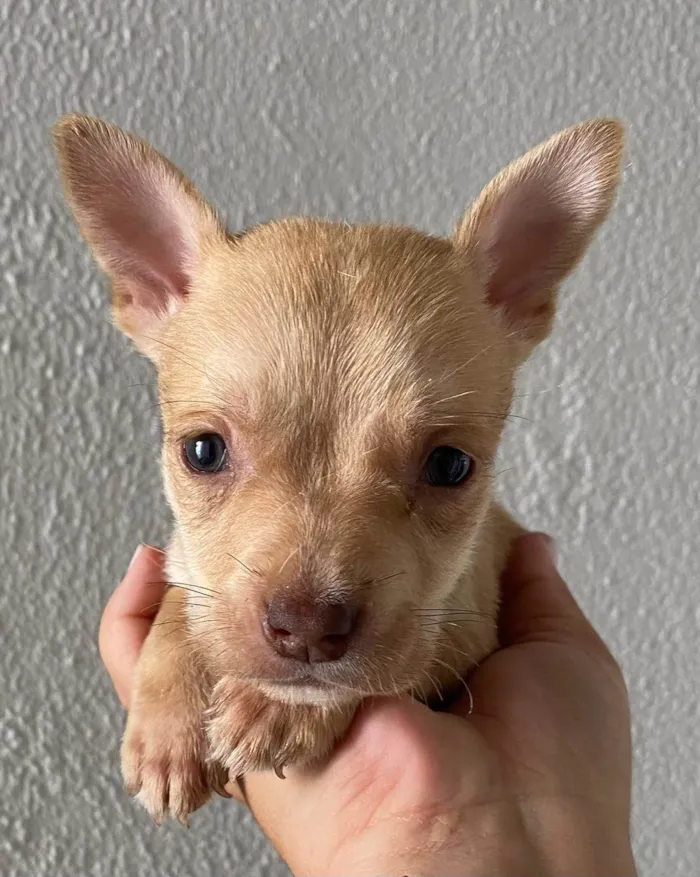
[53,114,226,359]
[454,119,624,347]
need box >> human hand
[100,535,636,876]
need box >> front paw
[206,679,355,779]
[122,702,227,825]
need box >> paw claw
[207,679,356,779]
[212,768,234,799]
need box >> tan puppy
[54,115,623,824]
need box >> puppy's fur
[54,115,623,824]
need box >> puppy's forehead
[198,218,474,339]
[165,218,506,431]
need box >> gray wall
[1,1,698,875]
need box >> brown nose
[263,594,358,663]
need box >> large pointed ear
[53,114,226,359]
[454,119,624,348]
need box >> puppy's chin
[257,680,361,707]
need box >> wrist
[321,800,546,877]
[525,797,637,877]
[312,798,635,877]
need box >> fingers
[498,532,610,656]
[98,544,167,709]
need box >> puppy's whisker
[267,498,295,523]
[423,668,444,700]
[154,636,192,658]
[420,620,460,629]
[357,445,379,459]
[415,612,491,619]
[207,643,235,665]
[419,621,488,631]
[463,681,475,716]
[431,656,471,699]
[137,598,171,614]
[155,579,219,595]
[432,389,477,405]
[471,411,532,423]
[436,333,520,385]
[412,608,490,618]
[413,608,492,618]
[142,336,231,406]
[439,641,480,667]
[412,676,429,703]
[164,588,212,603]
[415,614,491,622]
[199,625,243,640]
[511,382,565,400]
[143,338,228,399]
[161,582,217,598]
[142,335,202,372]
[227,553,263,578]
[277,546,300,577]
[365,571,405,589]
[489,467,515,479]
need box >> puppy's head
[55,116,623,703]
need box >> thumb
[499,533,609,655]
[98,544,167,709]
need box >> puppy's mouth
[248,643,421,703]
[254,669,373,696]
[264,675,325,688]
[246,672,366,706]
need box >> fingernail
[127,544,144,572]
[143,543,164,555]
[128,543,164,572]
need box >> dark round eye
[183,433,228,473]
[424,446,474,487]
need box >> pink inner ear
[477,170,582,321]
[89,167,201,313]
[484,210,569,318]
[459,119,623,338]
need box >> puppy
[54,115,623,824]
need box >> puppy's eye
[424,446,473,487]
[183,433,228,473]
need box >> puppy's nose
[263,594,358,663]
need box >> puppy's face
[158,221,515,699]
[55,116,623,703]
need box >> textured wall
[1,1,698,874]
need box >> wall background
[1,1,698,874]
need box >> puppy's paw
[122,702,227,825]
[206,679,356,779]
